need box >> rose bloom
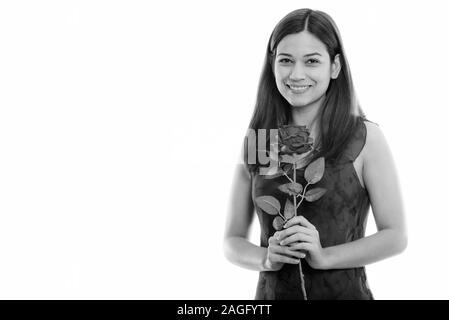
[278,125,313,155]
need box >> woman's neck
[290,106,320,128]
[289,93,326,126]
[289,101,323,149]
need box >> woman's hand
[264,233,306,271]
[274,215,330,270]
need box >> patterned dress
[252,116,374,300]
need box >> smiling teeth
[289,85,309,90]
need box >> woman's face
[274,31,341,109]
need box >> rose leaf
[292,150,312,162]
[263,171,285,180]
[288,182,303,194]
[304,188,327,202]
[293,150,313,169]
[304,157,325,184]
[280,154,296,164]
[284,199,296,219]
[262,166,284,179]
[272,216,285,231]
[278,183,292,195]
[255,196,281,215]
[278,182,303,196]
[282,163,293,174]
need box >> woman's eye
[306,59,320,64]
[279,58,292,63]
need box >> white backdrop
[0,0,447,299]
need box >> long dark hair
[245,8,365,173]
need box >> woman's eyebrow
[277,52,322,57]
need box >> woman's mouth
[287,84,311,94]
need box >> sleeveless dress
[252,117,374,300]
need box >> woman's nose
[289,62,306,80]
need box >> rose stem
[283,172,294,183]
[296,182,310,209]
[278,210,286,221]
[293,160,308,300]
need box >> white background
[0,0,447,299]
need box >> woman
[223,8,407,300]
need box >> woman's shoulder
[342,116,383,164]
[362,118,384,146]
[360,118,390,165]
[338,116,372,163]
[362,118,380,137]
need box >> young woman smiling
[224,8,407,300]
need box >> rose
[256,123,326,300]
[278,125,314,155]
[256,155,326,300]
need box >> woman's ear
[331,54,341,79]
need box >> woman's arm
[224,141,305,272]
[278,121,408,270]
[223,163,270,271]
[323,121,408,269]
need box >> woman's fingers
[267,235,307,268]
[273,225,315,241]
[281,225,314,237]
[279,247,306,258]
[283,215,316,230]
[280,233,314,246]
[273,245,306,259]
[288,242,313,252]
[267,238,306,261]
[268,235,281,245]
[270,253,301,265]
[274,225,315,243]
[267,216,322,269]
